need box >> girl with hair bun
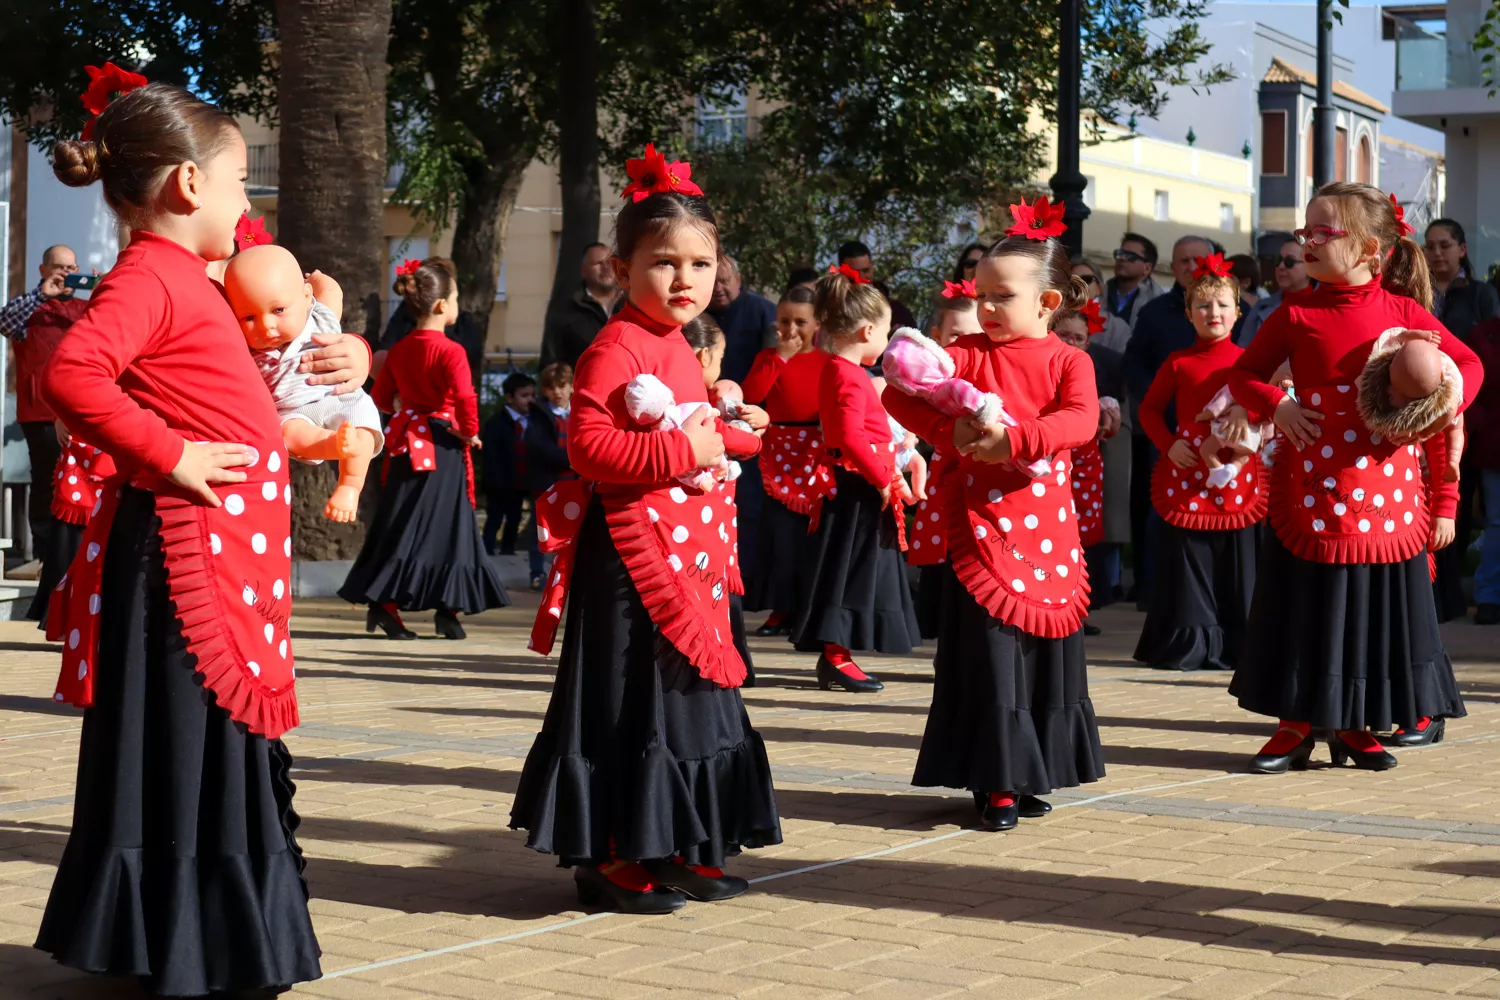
[37,77,374,995]
[510,146,780,915]
[883,200,1105,832]
[337,258,509,639]
[1228,181,1483,772]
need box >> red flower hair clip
[1192,252,1232,280]
[941,279,977,299]
[1081,300,1107,335]
[620,143,703,202]
[79,61,148,140]
[395,258,422,276]
[1389,193,1415,237]
[234,214,273,252]
[1006,196,1067,241]
[828,263,870,285]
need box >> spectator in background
[481,371,569,589]
[1105,233,1165,326]
[1238,238,1313,347]
[1467,315,1500,625]
[1070,257,1133,354]
[1427,219,1499,341]
[0,244,89,579]
[379,256,485,379]
[1228,254,1263,313]
[786,266,820,293]
[540,242,620,370]
[836,240,918,330]
[951,242,986,284]
[708,254,777,384]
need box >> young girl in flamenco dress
[1228,182,1481,773]
[791,266,922,692]
[883,201,1105,832]
[510,147,780,914]
[338,259,509,640]
[36,79,372,997]
[1133,253,1266,671]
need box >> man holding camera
[0,245,90,578]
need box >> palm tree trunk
[274,0,393,560]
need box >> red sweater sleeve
[1007,349,1101,462]
[1228,308,1292,422]
[569,341,696,484]
[1439,326,1483,413]
[830,374,890,488]
[720,419,761,460]
[440,343,479,437]
[41,268,184,476]
[1138,358,1180,454]
[740,349,783,405]
[1424,435,1459,520]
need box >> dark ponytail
[401,257,458,317]
[814,270,889,345]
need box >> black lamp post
[1312,0,1336,187]
[1049,0,1090,257]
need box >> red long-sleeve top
[41,232,285,479]
[882,333,1099,464]
[820,354,895,487]
[371,327,480,437]
[569,303,758,491]
[1139,335,1242,454]
[742,348,829,423]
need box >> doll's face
[224,244,313,350]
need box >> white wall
[1442,123,1500,274]
[24,143,119,281]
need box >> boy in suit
[482,372,569,588]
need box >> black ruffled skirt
[34,488,320,997]
[729,592,756,686]
[745,494,811,615]
[28,519,85,626]
[792,469,920,654]
[509,503,781,867]
[1134,523,1257,671]
[913,564,1104,795]
[338,421,509,614]
[1230,532,1466,731]
[915,563,945,640]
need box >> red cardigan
[372,327,480,437]
[742,348,828,423]
[820,354,894,487]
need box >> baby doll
[225,244,383,522]
[1357,330,1465,483]
[1196,385,1272,489]
[880,326,1052,478]
[888,415,928,501]
[712,379,755,434]
[624,373,739,492]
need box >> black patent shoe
[979,795,1019,832]
[1329,732,1398,770]
[1380,717,1445,748]
[1249,734,1314,774]
[1083,624,1102,636]
[435,609,467,640]
[366,604,416,640]
[573,865,686,914]
[1018,795,1052,818]
[643,859,749,902]
[815,654,884,693]
[755,620,791,637]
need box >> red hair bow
[1081,300,1107,335]
[1390,193,1415,237]
[79,61,148,140]
[234,214,273,252]
[1006,196,1067,241]
[941,279,977,299]
[1192,252,1232,280]
[395,258,422,276]
[828,263,870,284]
[621,143,703,202]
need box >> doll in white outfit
[225,244,383,522]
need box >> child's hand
[1431,515,1456,551]
[1395,329,1442,348]
[775,326,801,359]
[681,405,725,468]
[960,421,1012,464]
[54,420,71,447]
[1167,440,1199,469]
[302,333,371,394]
[1273,395,1323,450]
[169,441,253,506]
[468,435,483,449]
[738,403,770,430]
[1098,407,1121,439]
[907,451,928,500]
[953,417,982,452]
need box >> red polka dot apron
[50,437,116,526]
[1270,383,1430,564]
[908,449,954,566]
[760,422,833,518]
[1071,438,1105,549]
[48,447,299,738]
[385,407,475,506]
[1151,423,1267,531]
[528,478,746,688]
[943,454,1089,639]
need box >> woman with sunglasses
[1227,182,1482,773]
[1237,239,1314,347]
[951,242,985,283]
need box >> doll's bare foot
[336,422,378,460]
[325,485,361,522]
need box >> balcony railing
[244,144,404,193]
[1394,14,1486,90]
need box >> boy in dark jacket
[482,372,569,588]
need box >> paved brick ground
[2,593,1500,999]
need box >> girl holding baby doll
[1229,182,1482,772]
[883,202,1105,832]
[510,149,780,915]
[1132,254,1266,672]
[36,80,373,995]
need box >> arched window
[1357,134,1373,185]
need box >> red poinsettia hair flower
[1081,299,1107,335]
[234,214,274,252]
[620,143,703,202]
[1192,252,1232,280]
[941,279,977,299]
[395,258,422,276]
[1389,193,1415,237]
[79,61,148,139]
[828,263,870,285]
[1006,196,1067,241]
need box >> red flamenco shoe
[1330,729,1398,770]
[1379,716,1445,748]
[1249,721,1313,774]
[573,861,685,914]
[642,856,749,902]
[816,644,883,693]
